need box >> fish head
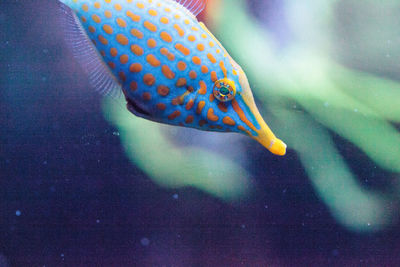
[198,57,287,156]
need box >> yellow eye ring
[213,78,236,102]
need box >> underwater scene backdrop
[1,0,400,265]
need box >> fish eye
[213,78,236,102]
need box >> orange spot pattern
[197,44,205,51]
[218,102,228,112]
[129,63,143,72]
[143,73,156,86]
[199,81,207,95]
[98,35,108,45]
[146,54,161,67]
[160,17,169,24]
[173,24,185,37]
[175,43,190,56]
[176,78,187,87]
[160,48,175,61]
[232,100,258,132]
[144,21,157,32]
[207,53,217,64]
[160,31,173,43]
[189,71,197,80]
[126,11,140,22]
[186,99,194,110]
[211,71,218,82]
[116,18,127,28]
[130,81,138,91]
[196,101,205,114]
[82,4,89,12]
[114,3,122,11]
[185,115,194,124]
[192,56,201,65]
[207,109,219,122]
[104,10,112,18]
[157,103,166,111]
[148,9,157,16]
[177,61,187,71]
[223,117,236,126]
[130,29,144,39]
[110,47,118,57]
[162,65,175,79]
[142,92,151,101]
[92,14,101,23]
[103,24,113,34]
[168,111,181,120]
[147,38,157,48]
[116,34,129,45]
[119,54,129,64]
[131,45,144,56]
[157,85,169,96]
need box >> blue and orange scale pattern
[68,0,261,135]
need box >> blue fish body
[59,0,287,155]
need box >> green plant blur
[103,0,400,232]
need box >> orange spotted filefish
[58,0,287,155]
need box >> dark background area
[1,1,400,266]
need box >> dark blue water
[1,1,400,266]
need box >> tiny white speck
[354,108,358,112]
[324,102,329,107]
[367,223,371,226]
[264,205,268,209]
[60,254,64,257]
[112,131,120,136]
[140,237,150,246]
[241,224,246,229]
[15,210,21,216]
[96,219,100,223]
[173,194,178,199]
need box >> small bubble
[112,131,120,136]
[354,108,358,112]
[367,222,371,226]
[15,210,21,216]
[241,224,246,229]
[60,254,64,257]
[43,160,47,165]
[140,237,150,246]
[96,219,100,223]
[173,194,178,199]
[264,205,268,209]
[324,102,329,107]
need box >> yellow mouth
[232,99,287,156]
[250,106,287,156]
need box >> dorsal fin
[174,0,207,17]
[56,2,122,99]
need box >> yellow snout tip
[268,138,287,156]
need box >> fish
[57,0,287,155]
